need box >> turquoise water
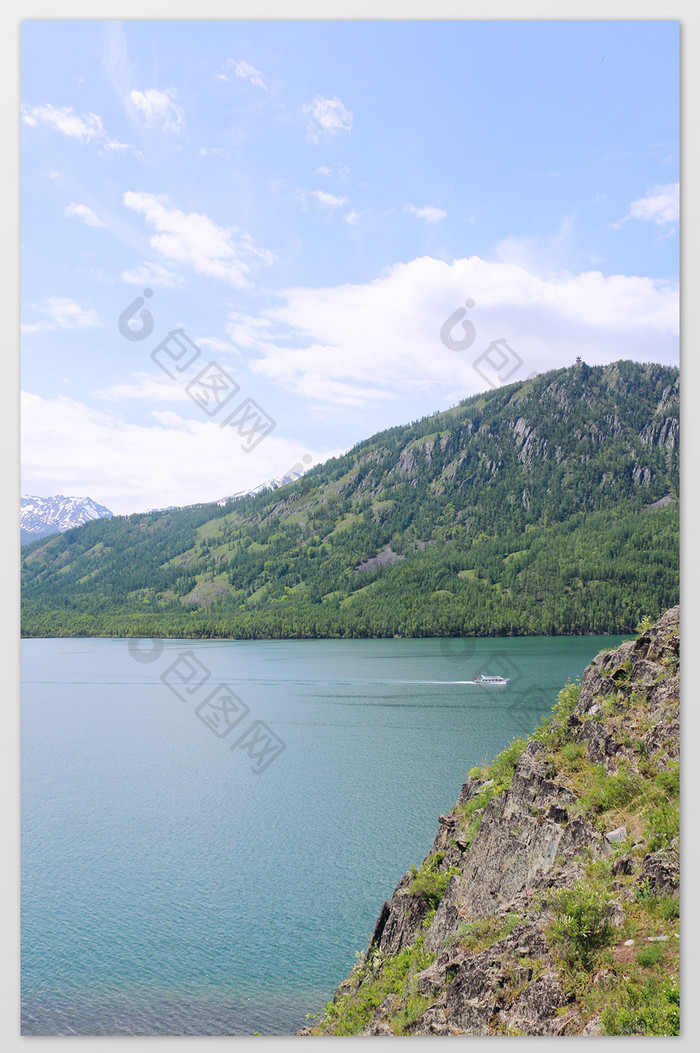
[21,634,623,1035]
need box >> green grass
[316,937,434,1036]
[601,974,679,1036]
[408,853,459,909]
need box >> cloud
[129,88,184,132]
[494,214,576,274]
[345,210,361,225]
[231,255,678,408]
[313,162,350,181]
[303,95,353,142]
[99,138,141,159]
[21,103,105,143]
[612,183,679,230]
[22,297,100,334]
[123,191,272,288]
[220,58,268,89]
[64,203,104,228]
[21,390,340,515]
[312,190,350,211]
[120,261,183,287]
[195,336,240,354]
[404,204,447,223]
[93,372,192,403]
[101,138,132,152]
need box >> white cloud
[234,255,678,408]
[22,297,100,334]
[22,103,105,143]
[64,203,104,228]
[99,138,141,159]
[195,336,240,354]
[345,210,361,225]
[93,372,192,403]
[21,390,339,515]
[303,95,353,142]
[123,191,272,288]
[312,190,350,211]
[225,312,277,350]
[120,261,183,288]
[494,214,576,274]
[612,183,679,229]
[102,138,131,152]
[313,162,350,181]
[221,58,268,90]
[404,204,447,223]
[129,88,184,132]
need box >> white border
[3,4,696,1051]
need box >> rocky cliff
[306,607,680,1036]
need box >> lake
[21,634,624,1035]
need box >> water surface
[21,634,623,1034]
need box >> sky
[20,19,679,515]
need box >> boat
[474,674,511,685]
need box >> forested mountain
[21,360,679,639]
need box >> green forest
[21,360,679,640]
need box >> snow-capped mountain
[216,466,309,506]
[21,495,113,545]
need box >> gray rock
[635,849,680,899]
[612,854,636,876]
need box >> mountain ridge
[20,494,113,546]
[21,360,679,639]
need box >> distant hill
[21,360,679,639]
[21,494,113,546]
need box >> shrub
[655,761,680,798]
[548,881,615,968]
[643,800,679,852]
[488,736,528,785]
[408,854,459,909]
[635,615,655,634]
[534,680,581,746]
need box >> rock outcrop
[310,607,680,1036]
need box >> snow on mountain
[216,465,310,506]
[21,495,113,545]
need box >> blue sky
[21,19,679,514]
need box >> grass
[601,974,679,1036]
[446,912,522,953]
[408,853,460,909]
[315,937,434,1036]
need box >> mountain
[20,494,113,546]
[216,464,310,505]
[305,607,679,1036]
[21,360,679,639]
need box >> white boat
[474,674,511,685]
